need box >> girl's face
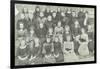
[48,16,52,21]
[40,12,44,17]
[19,23,24,29]
[21,40,25,46]
[36,8,40,12]
[88,25,92,31]
[20,13,25,19]
[24,13,29,18]
[52,12,56,17]
[55,37,59,42]
[29,13,33,19]
[40,23,44,28]
[49,28,53,33]
[66,36,71,41]
[23,8,28,13]
[75,21,79,26]
[81,28,85,33]
[47,38,50,43]
[35,38,39,44]
[65,26,70,31]
[72,11,76,17]
[58,21,61,27]
[30,29,34,34]
[61,12,65,17]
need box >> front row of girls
[15,20,94,65]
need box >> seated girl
[15,39,30,65]
[42,37,56,64]
[29,37,43,64]
[53,36,64,63]
[63,35,78,62]
[77,28,89,57]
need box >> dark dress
[88,31,94,53]
[30,44,43,64]
[71,25,81,37]
[52,16,58,28]
[46,20,53,29]
[65,12,72,26]
[53,42,64,62]
[23,18,31,31]
[36,25,47,39]
[78,11,85,27]
[44,42,53,55]
[16,45,30,65]
[43,42,55,63]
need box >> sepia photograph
[11,0,96,68]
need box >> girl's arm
[18,56,28,60]
[63,42,66,53]
[51,43,54,52]
[42,43,46,54]
[71,42,74,52]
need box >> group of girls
[15,6,94,65]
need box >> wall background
[0,0,99,69]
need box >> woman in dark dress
[65,8,72,26]
[63,25,72,41]
[77,9,85,28]
[23,8,31,31]
[29,37,43,64]
[26,26,37,60]
[53,37,64,63]
[71,20,81,55]
[34,6,40,19]
[16,22,28,57]
[46,15,53,29]
[54,21,64,44]
[35,23,47,45]
[52,11,58,28]
[43,37,56,63]
[16,39,30,65]
[87,25,94,56]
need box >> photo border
[10,0,97,69]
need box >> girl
[16,21,27,39]
[71,20,81,38]
[16,39,30,65]
[15,22,28,57]
[46,15,53,29]
[52,12,58,28]
[42,37,56,63]
[54,21,64,44]
[63,25,71,41]
[29,37,43,64]
[63,35,78,62]
[71,20,80,55]
[47,27,54,41]
[87,25,94,56]
[53,37,64,63]
[77,28,89,57]
[27,27,36,61]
